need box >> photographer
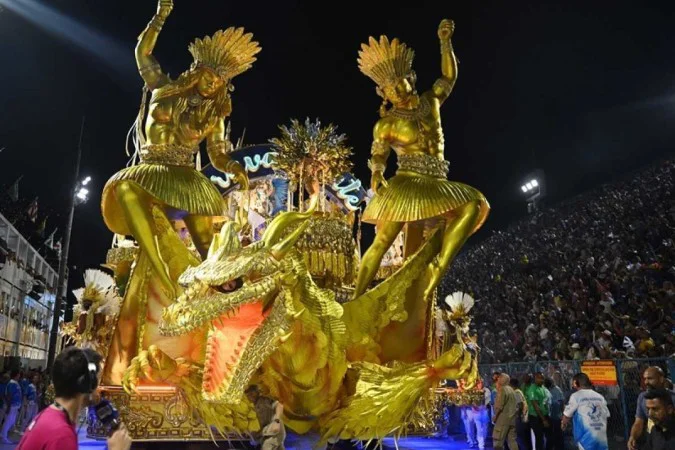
[16,347,131,450]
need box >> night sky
[1,0,674,305]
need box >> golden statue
[99,0,260,385]
[354,20,489,300]
[101,0,259,296]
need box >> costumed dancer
[69,269,121,354]
[459,383,491,450]
[354,19,489,300]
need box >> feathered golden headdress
[72,269,121,317]
[189,27,261,81]
[358,36,415,89]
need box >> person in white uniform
[461,386,492,449]
[562,372,610,450]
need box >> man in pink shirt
[16,347,131,450]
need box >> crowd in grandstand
[442,160,674,363]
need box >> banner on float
[581,360,618,386]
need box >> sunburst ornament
[269,118,353,185]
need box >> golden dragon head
[159,200,317,403]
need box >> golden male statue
[355,20,490,301]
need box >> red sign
[581,360,618,386]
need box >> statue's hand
[370,171,388,194]
[231,163,250,191]
[157,0,174,18]
[438,19,455,40]
[122,345,178,393]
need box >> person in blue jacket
[1,369,22,444]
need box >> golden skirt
[101,163,225,235]
[362,172,489,233]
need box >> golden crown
[188,27,261,81]
[358,36,415,88]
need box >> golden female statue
[101,0,259,295]
[354,20,489,300]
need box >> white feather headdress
[72,269,121,317]
[443,291,475,333]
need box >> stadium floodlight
[76,187,89,201]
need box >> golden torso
[376,93,445,159]
[145,94,225,148]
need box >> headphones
[75,348,99,395]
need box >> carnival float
[61,0,490,445]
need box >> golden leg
[183,214,214,260]
[423,200,481,299]
[353,221,404,298]
[113,180,175,296]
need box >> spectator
[0,372,7,425]
[441,160,675,363]
[527,372,550,450]
[642,388,674,450]
[628,366,675,450]
[545,377,565,450]
[1,369,22,444]
[492,374,519,450]
[562,373,610,450]
[16,347,132,450]
[20,374,38,432]
[510,377,530,450]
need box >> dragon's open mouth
[160,273,290,403]
[159,208,315,402]
[202,299,271,399]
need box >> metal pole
[47,117,84,370]
[617,360,631,442]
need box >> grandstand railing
[479,358,675,447]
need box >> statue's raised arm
[135,0,173,89]
[430,19,458,104]
[354,23,489,302]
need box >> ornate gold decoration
[105,247,138,266]
[140,143,197,167]
[280,214,357,286]
[88,386,217,441]
[269,118,353,185]
[189,28,261,81]
[93,6,490,444]
[397,153,450,179]
[358,36,415,89]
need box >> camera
[93,399,121,435]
